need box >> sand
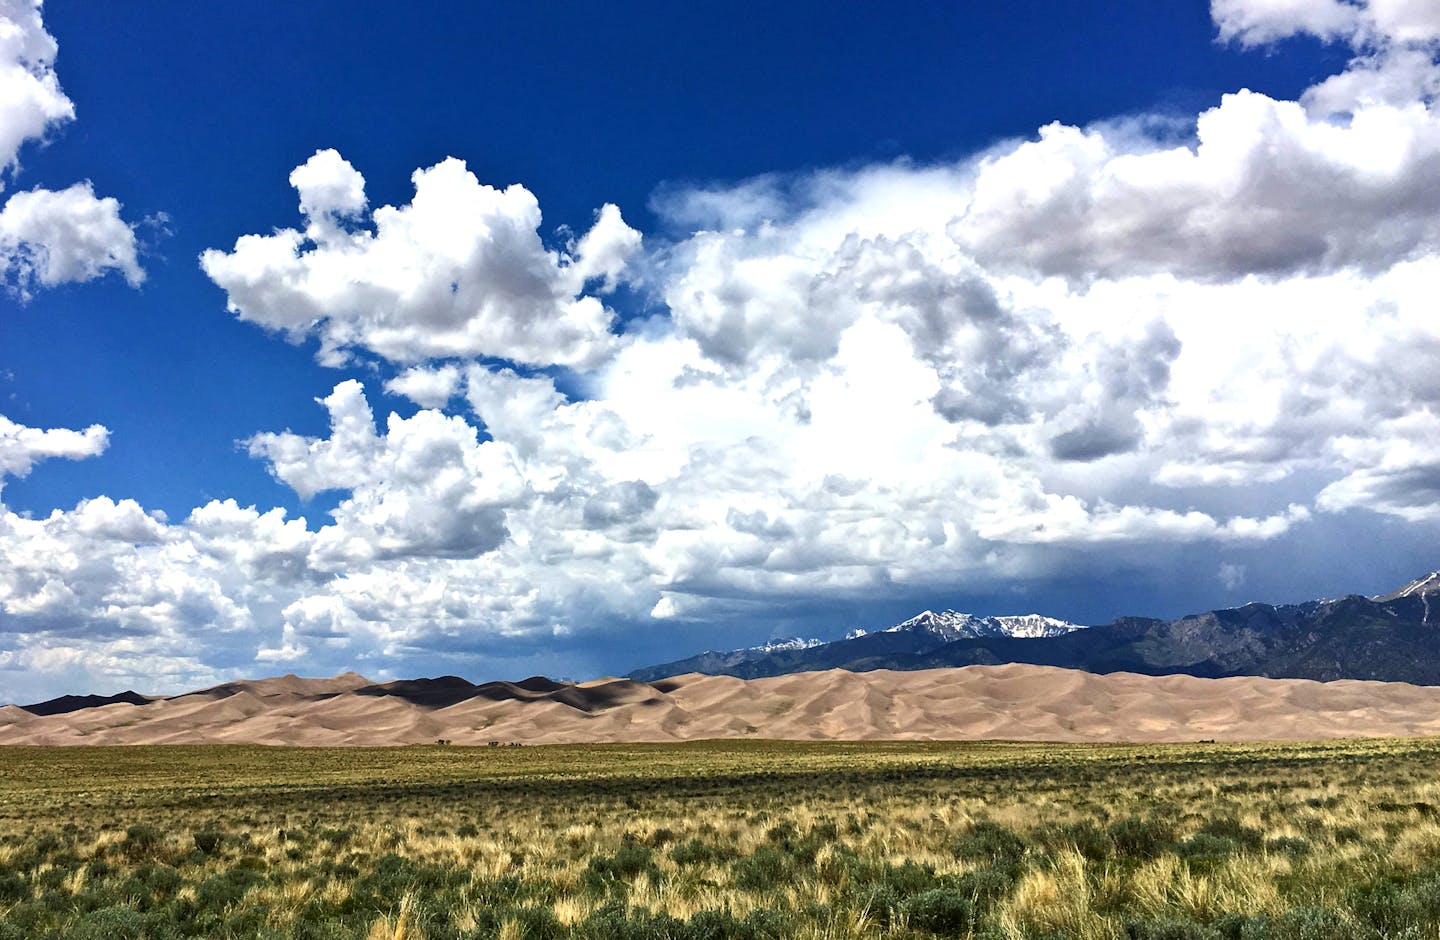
[4,664,1440,746]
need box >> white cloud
[246,380,525,564]
[1212,0,1364,46]
[1213,0,1440,47]
[200,154,641,369]
[290,148,366,225]
[1315,425,1440,520]
[952,92,1440,281]
[66,495,168,543]
[570,202,644,292]
[184,499,314,585]
[0,2,143,299]
[1367,0,1440,43]
[0,496,247,648]
[0,412,106,482]
[0,0,73,179]
[0,182,143,296]
[384,363,462,408]
[948,1,1440,283]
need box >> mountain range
[629,610,1086,682]
[629,572,1440,685]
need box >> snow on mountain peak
[747,637,824,653]
[863,609,1086,641]
[1377,571,1440,601]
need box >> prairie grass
[1,738,1440,936]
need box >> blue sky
[1,0,1438,699]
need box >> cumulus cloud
[289,147,366,226]
[0,182,144,296]
[1211,0,1365,46]
[200,151,641,368]
[1213,0,1440,47]
[0,0,72,178]
[384,363,463,408]
[0,492,240,656]
[947,0,1440,284]
[246,380,524,563]
[0,1,143,298]
[1047,319,1180,462]
[1316,431,1440,521]
[952,95,1440,281]
[0,413,107,483]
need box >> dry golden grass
[3,738,1440,937]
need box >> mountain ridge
[629,571,1440,684]
[630,608,1087,682]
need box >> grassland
[3,738,1440,938]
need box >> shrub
[1123,917,1210,940]
[318,826,354,846]
[118,863,183,908]
[1175,832,1241,867]
[1350,871,1440,935]
[669,838,737,867]
[291,919,352,940]
[462,903,564,940]
[1197,816,1264,851]
[900,887,976,933]
[1107,817,1174,859]
[585,843,658,889]
[1036,821,1111,860]
[65,906,149,940]
[0,869,25,904]
[342,853,466,920]
[955,867,1014,908]
[954,821,1027,868]
[683,908,789,940]
[193,829,224,854]
[31,832,65,856]
[192,867,265,916]
[878,859,939,897]
[576,901,684,940]
[1209,913,1268,940]
[1332,826,1364,844]
[640,826,678,847]
[121,823,164,859]
[733,845,795,891]
[1270,906,1371,940]
[762,820,833,864]
[1265,836,1311,858]
[0,901,46,936]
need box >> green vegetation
[3,738,1440,937]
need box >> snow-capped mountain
[1375,571,1440,601]
[625,636,827,682]
[630,570,1440,686]
[632,609,1085,681]
[1374,571,1440,625]
[846,609,1086,642]
[747,637,826,653]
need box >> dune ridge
[4,664,1440,746]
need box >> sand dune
[5,664,1440,746]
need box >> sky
[2,0,1440,701]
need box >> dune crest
[5,664,1440,746]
